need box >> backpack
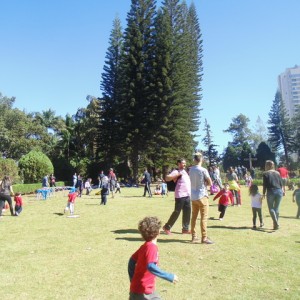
[165,169,179,192]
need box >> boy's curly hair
[138,216,161,242]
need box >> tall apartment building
[278,65,300,118]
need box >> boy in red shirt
[213,183,234,220]
[14,192,23,216]
[64,191,78,215]
[128,216,178,299]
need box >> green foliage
[0,158,19,183]
[13,182,65,194]
[268,91,294,165]
[255,142,276,169]
[18,150,54,183]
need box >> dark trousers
[164,196,191,231]
[218,204,227,219]
[143,182,152,197]
[15,205,22,215]
[252,207,263,225]
[101,195,107,205]
[0,195,14,216]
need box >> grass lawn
[0,186,299,300]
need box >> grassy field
[0,186,299,300]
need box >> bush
[0,158,20,183]
[18,150,54,184]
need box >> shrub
[0,158,20,183]
[18,150,54,184]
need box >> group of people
[128,158,300,299]
[0,175,24,218]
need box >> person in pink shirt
[162,159,191,235]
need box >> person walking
[0,175,15,218]
[263,160,283,230]
[189,152,214,244]
[226,167,241,206]
[108,168,117,199]
[142,169,152,197]
[277,164,289,196]
[162,159,191,235]
[249,184,264,229]
[292,182,300,219]
[213,183,233,221]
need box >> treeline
[0,0,203,182]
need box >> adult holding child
[262,160,283,230]
[0,175,15,218]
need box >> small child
[154,184,161,195]
[244,172,253,187]
[84,178,92,195]
[213,183,233,220]
[115,182,121,193]
[128,216,178,299]
[292,182,300,219]
[14,192,23,216]
[64,191,78,215]
[249,184,264,229]
[100,176,109,205]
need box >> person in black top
[143,169,152,197]
[262,160,283,230]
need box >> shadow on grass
[208,225,250,230]
[53,213,64,216]
[112,229,139,234]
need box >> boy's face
[224,184,229,190]
[178,160,186,170]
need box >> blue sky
[1,0,299,152]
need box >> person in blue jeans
[292,183,300,219]
[262,160,283,230]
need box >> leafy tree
[222,145,239,171]
[256,142,276,169]
[0,158,19,183]
[250,116,268,150]
[18,150,54,184]
[201,119,220,165]
[267,91,294,165]
[224,114,252,148]
[99,16,124,165]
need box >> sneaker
[260,223,264,228]
[162,226,171,235]
[182,229,191,234]
[15,212,19,216]
[273,224,279,230]
[253,225,257,229]
[202,237,214,244]
[219,218,223,221]
[191,237,201,244]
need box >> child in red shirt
[64,191,78,215]
[213,183,234,220]
[14,193,23,216]
[128,216,178,299]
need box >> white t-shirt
[189,165,210,201]
[251,193,262,208]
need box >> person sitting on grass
[14,192,23,216]
[128,216,178,300]
[213,183,233,221]
[154,184,161,195]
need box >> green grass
[0,186,299,300]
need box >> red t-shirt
[14,195,23,206]
[213,189,233,206]
[68,192,77,203]
[277,167,288,179]
[130,241,159,294]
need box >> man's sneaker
[162,226,171,235]
[182,229,191,234]
[219,218,223,221]
[202,237,214,244]
[191,237,201,244]
[253,225,257,229]
[260,223,264,228]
